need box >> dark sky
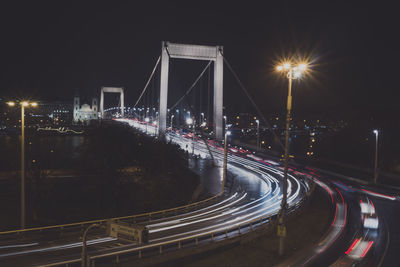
[0,1,398,118]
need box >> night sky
[0,1,398,119]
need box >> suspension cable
[170,60,212,111]
[134,56,161,108]
[221,53,285,152]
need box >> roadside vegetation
[0,121,199,230]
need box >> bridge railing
[0,192,222,238]
[41,189,312,267]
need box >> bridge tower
[100,87,125,118]
[158,41,224,140]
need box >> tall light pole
[223,115,227,139]
[276,61,308,255]
[200,112,204,125]
[186,117,194,154]
[82,224,102,267]
[7,100,37,229]
[373,129,379,184]
[222,130,231,194]
[170,114,175,130]
[256,119,260,150]
[145,117,150,134]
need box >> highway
[0,119,309,266]
[0,118,398,266]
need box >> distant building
[73,96,98,124]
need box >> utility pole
[82,224,102,267]
[20,104,25,229]
[7,101,37,229]
[222,131,231,194]
[275,62,308,256]
[256,119,260,150]
[373,129,379,184]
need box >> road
[1,118,398,266]
[0,120,308,266]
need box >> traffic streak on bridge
[0,118,397,266]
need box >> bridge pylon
[158,41,224,140]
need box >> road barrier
[40,188,313,267]
[0,192,222,237]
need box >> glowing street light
[6,100,38,229]
[373,129,379,184]
[186,117,193,125]
[255,119,260,149]
[275,60,309,255]
[170,114,175,130]
[222,130,231,193]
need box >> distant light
[201,122,207,127]
[293,71,302,79]
[31,102,38,107]
[153,121,157,125]
[276,65,283,71]
[186,118,193,125]
[6,101,15,107]
[226,131,231,136]
[22,101,29,107]
[373,129,378,135]
[283,63,291,70]
[145,117,150,122]
[298,63,307,71]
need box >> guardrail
[41,189,312,267]
[0,192,222,237]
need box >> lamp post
[7,100,37,229]
[145,117,150,134]
[256,119,260,150]
[222,130,231,194]
[170,114,175,131]
[186,117,194,154]
[223,115,227,139]
[81,224,102,267]
[200,112,204,125]
[276,61,308,255]
[373,129,379,184]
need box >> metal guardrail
[0,192,222,237]
[41,214,276,267]
[40,190,312,267]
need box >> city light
[145,117,150,122]
[276,61,309,79]
[7,101,16,107]
[186,118,193,125]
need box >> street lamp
[200,112,205,125]
[145,117,150,134]
[276,60,308,255]
[7,100,38,229]
[170,114,175,130]
[255,119,260,150]
[222,130,231,194]
[373,129,379,184]
[186,117,195,154]
[223,115,227,139]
